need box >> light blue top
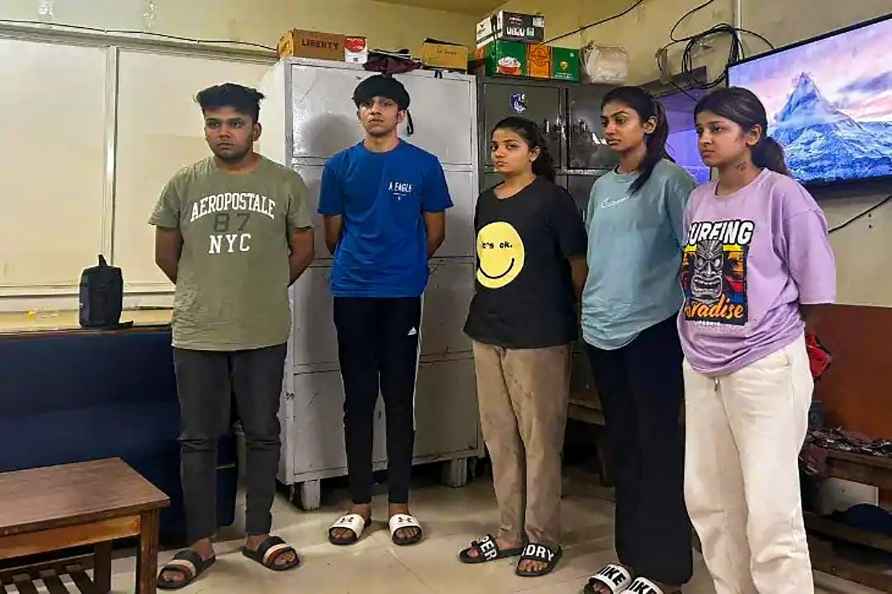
[582,159,696,350]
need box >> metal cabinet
[476,75,617,210]
[481,82,564,168]
[413,358,479,458]
[567,85,618,171]
[260,59,483,508]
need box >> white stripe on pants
[683,335,814,594]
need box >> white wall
[0,0,480,49]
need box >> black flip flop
[459,534,525,564]
[515,543,563,577]
[242,535,300,572]
[157,550,216,590]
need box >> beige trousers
[472,340,572,547]
[683,335,814,594]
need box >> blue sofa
[0,325,237,545]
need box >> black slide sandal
[459,534,525,564]
[157,550,216,590]
[515,543,563,577]
[242,535,301,572]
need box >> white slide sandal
[389,513,423,546]
[585,563,633,593]
[328,513,370,545]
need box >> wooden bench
[0,458,169,594]
[805,448,892,593]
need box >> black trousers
[585,316,693,585]
[334,297,422,505]
[173,344,286,544]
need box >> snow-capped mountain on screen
[771,72,892,184]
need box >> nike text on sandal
[585,563,633,593]
[621,577,680,594]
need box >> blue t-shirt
[582,159,696,350]
[319,141,453,298]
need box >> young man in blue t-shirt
[319,75,452,547]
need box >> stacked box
[476,40,528,77]
[552,47,581,82]
[419,40,469,71]
[476,11,545,48]
[526,44,552,79]
[474,11,580,82]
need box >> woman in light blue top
[581,87,695,594]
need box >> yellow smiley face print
[476,222,525,289]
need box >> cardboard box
[476,11,545,48]
[277,29,345,61]
[419,40,468,71]
[552,47,580,82]
[476,40,527,77]
[345,36,368,65]
[526,44,552,79]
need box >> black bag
[364,48,422,74]
[79,255,123,328]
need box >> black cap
[352,75,410,110]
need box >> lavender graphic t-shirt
[678,169,836,376]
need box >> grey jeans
[173,344,286,543]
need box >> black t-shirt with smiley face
[464,176,588,348]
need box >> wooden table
[0,309,172,335]
[806,448,892,592]
[0,458,169,594]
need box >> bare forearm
[289,250,314,284]
[424,212,446,259]
[288,229,315,284]
[325,235,338,255]
[323,216,343,256]
[156,258,178,284]
[572,277,585,303]
[570,257,588,302]
[154,227,182,285]
[427,233,444,258]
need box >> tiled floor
[102,467,881,594]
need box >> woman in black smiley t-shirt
[458,117,587,578]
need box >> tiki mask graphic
[691,239,724,304]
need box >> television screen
[728,15,892,185]
[658,88,711,184]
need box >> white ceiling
[374,0,505,16]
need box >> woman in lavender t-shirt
[679,87,836,594]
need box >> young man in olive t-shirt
[150,84,314,588]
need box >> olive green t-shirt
[149,156,312,351]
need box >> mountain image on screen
[771,72,892,184]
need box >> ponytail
[532,142,557,183]
[633,98,670,194]
[752,136,790,175]
[695,87,791,176]
[602,86,670,194]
